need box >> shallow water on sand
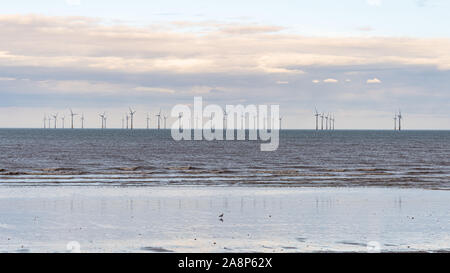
[0,129,449,189]
[0,186,448,253]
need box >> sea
[0,129,449,189]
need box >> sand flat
[0,186,448,253]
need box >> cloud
[66,0,81,6]
[324,78,338,83]
[312,80,320,83]
[367,0,382,6]
[367,78,381,83]
[276,81,289,84]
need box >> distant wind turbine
[156,109,161,130]
[314,108,319,130]
[43,115,47,129]
[394,114,397,131]
[163,115,167,129]
[61,115,65,129]
[126,114,129,129]
[129,107,136,130]
[146,113,150,129]
[51,113,58,129]
[178,112,183,130]
[279,116,282,130]
[398,110,402,131]
[69,109,78,129]
[99,113,105,129]
[325,114,329,130]
[81,113,84,129]
[320,113,324,130]
[223,110,228,130]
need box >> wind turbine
[325,114,329,130]
[178,112,183,130]
[129,107,136,130]
[279,116,282,130]
[81,113,84,129]
[223,110,228,130]
[314,108,319,130]
[61,115,65,129]
[126,114,129,129]
[156,109,161,130]
[51,113,58,129]
[69,109,78,129]
[163,115,167,129]
[48,115,51,128]
[43,115,47,129]
[146,113,150,129]
[398,110,402,131]
[320,113,324,130]
[122,116,125,129]
[394,114,397,131]
[99,113,105,129]
[333,113,334,131]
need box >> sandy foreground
[0,186,448,253]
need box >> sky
[0,0,449,129]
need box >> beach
[0,186,448,253]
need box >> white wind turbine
[279,116,282,130]
[129,107,136,130]
[61,115,65,129]
[398,110,402,131]
[320,113,324,130]
[178,112,183,130]
[394,114,397,131]
[99,113,105,129]
[314,108,320,130]
[325,114,329,130]
[126,114,129,129]
[43,115,47,129]
[69,109,78,129]
[156,109,162,130]
[223,110,228,130]
[163,115,167,129]
[81,113,85,129]
[51,113,58,129]
[146,113,150,129]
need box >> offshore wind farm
[0,0,449,255]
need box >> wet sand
[0,186,448,253]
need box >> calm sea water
[0,129,449,189]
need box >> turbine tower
[126,114,129,129]
[178,112,183,130]
[223,110,228,130]
[99,113,105,129]
[156,109,161,130]
[320,113,324,130]
[398,110,402,131]
[43,115,47,129]
[314,108,319,130]
[394,114,397,130]
[129,107,136,130]
[279,116,282,130]
[81,113,84,129]
[69,109,78,129]
[325,114,329,130]
[61,115,65,129]
[52,113,58,129]
[146,113,150,129]
[122,116,125,129]
[163,115,167,129]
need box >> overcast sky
[0,0,449,129]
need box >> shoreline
[0,186,448,253]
